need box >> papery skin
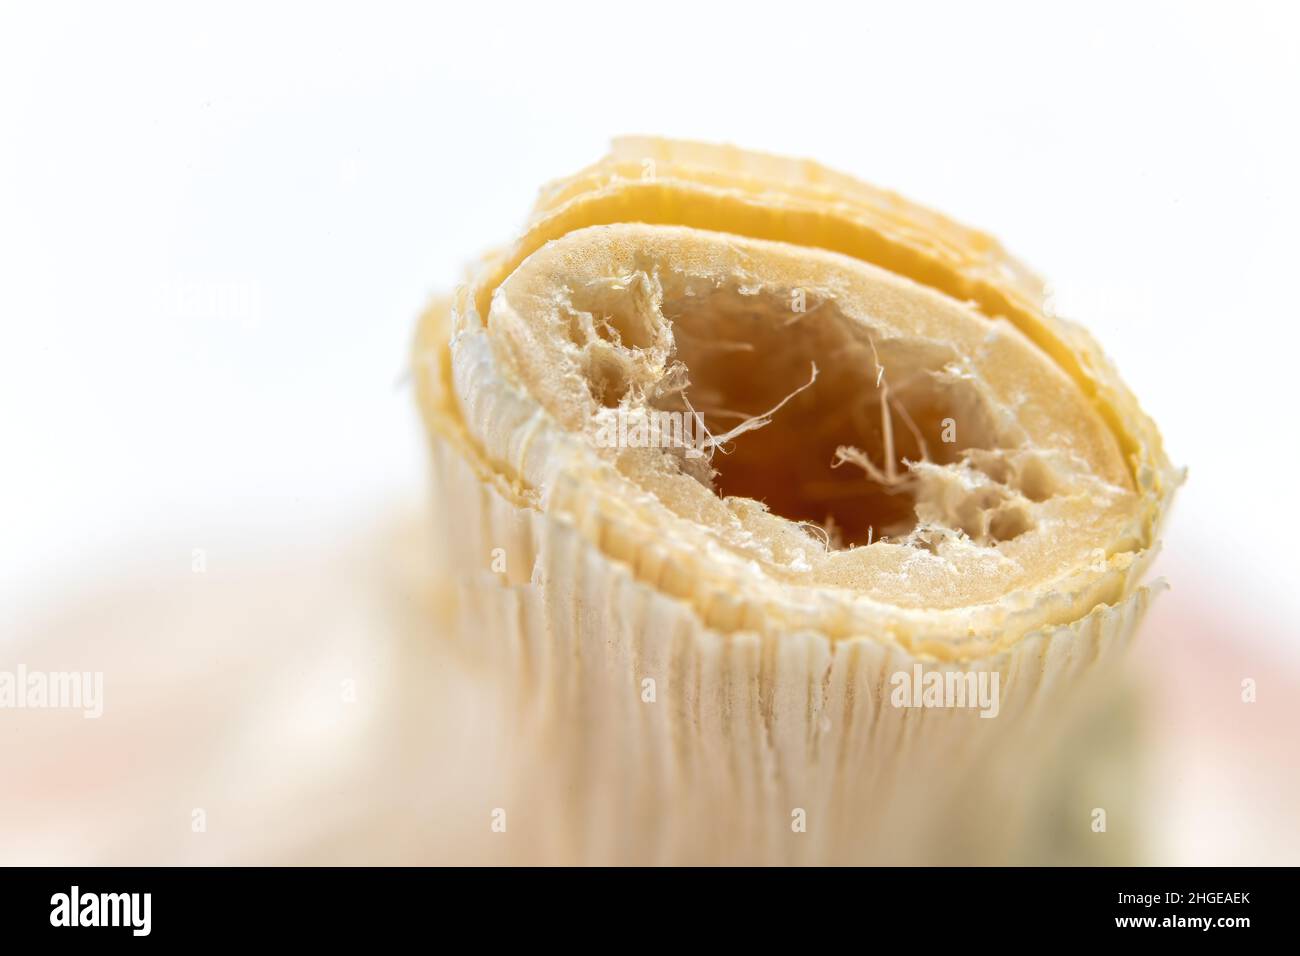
[412,138,1178,864]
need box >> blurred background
[2,0,1297,864]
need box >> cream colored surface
[7,3,1299,869]
[5,513,1298,866]
[412,138,1180,863]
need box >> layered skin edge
[412,137,1180,662]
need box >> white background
[4,1,1298,633]
[1,1,1297,863]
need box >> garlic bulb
[413,137,1179,864]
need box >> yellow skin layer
[418,137,1178,660]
